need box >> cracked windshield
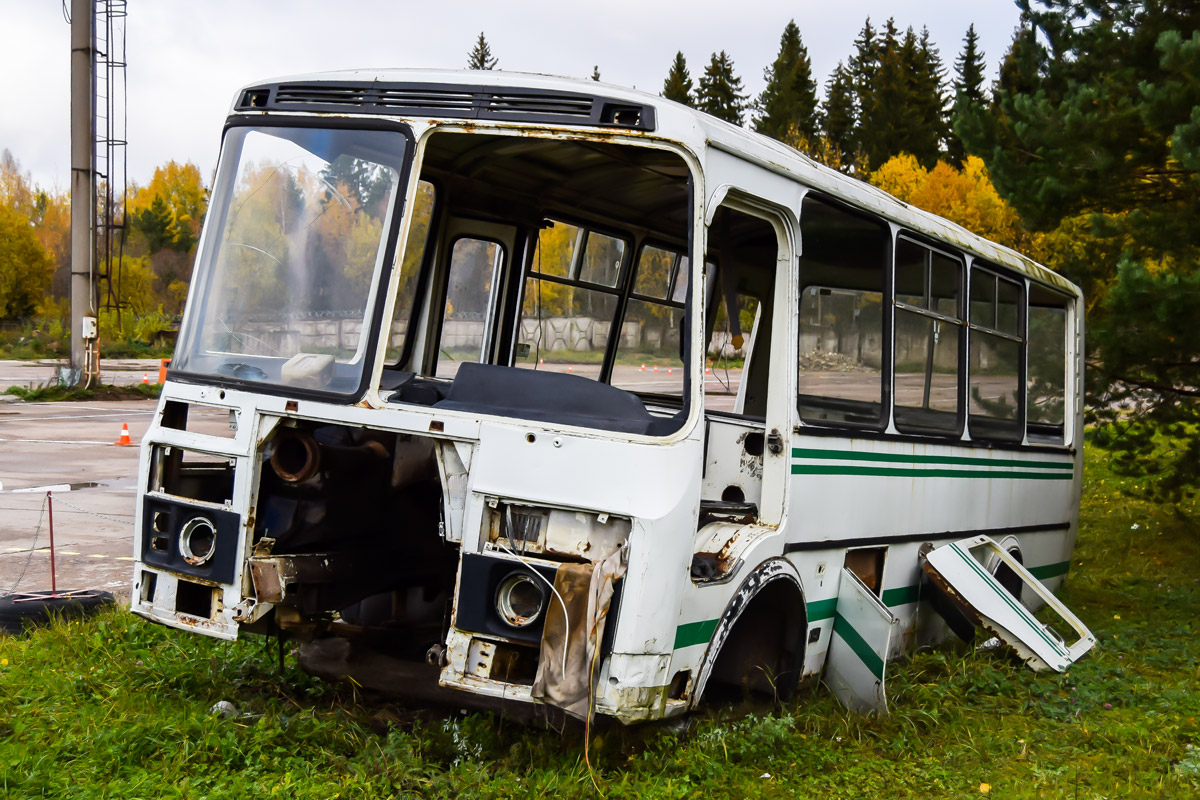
[173,126,407,395]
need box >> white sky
[1,0,1023,193]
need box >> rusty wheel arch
[690,557,807,707]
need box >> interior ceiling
[420,132,690,237]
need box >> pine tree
[467,32,498,70]
[961,0,1200,499]
[907,27,950,168]
[857,18,903,170]
[856,21,949,170]
[754,20,819,144]
[662,51,694,106]
[821,62,857,171]
[846,16,880,168]
[696,51,747,125]
[947,24,987,165]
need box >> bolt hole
[526,433,536,444]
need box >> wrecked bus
[131,69,1092,722]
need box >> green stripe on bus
[792,448,1074,470]
[832,612,884,680]
[881,584,921,607]
[1028,561,1070,580]
[807,598,838,622]
[791,465,1073,481]
[673,618,719,650]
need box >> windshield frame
[170,115,416,403]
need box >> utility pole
[69,0,98,385]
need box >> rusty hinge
[767,429,784,455]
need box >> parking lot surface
[0,399,226,600]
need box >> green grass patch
[1,444,1197,797]
[3,382,162,402]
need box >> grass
[3,382,162,402]
[1,443,1198,797]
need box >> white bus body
[131,70,1087,723]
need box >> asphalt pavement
[0,399,227,601]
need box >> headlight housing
[494,571,546,628]
[179,516,217,566]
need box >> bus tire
[0,591,115,635]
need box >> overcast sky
[1,0,1024,193]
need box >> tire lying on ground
[0,591,116,635]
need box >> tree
[696,51,747,125]
[869,153,1032,252]
[960,0,1200,499]
[908,27,951,166]
[947,24,987,165]
[856,20,950,170]
[0,202,54,319]
[134,195,176,254]
[754,20,819,143]
[467,32,498,70]
[126,161,207,254]
[820,62,857,170]
[662,52,694,106]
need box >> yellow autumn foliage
[869,154,1034,254]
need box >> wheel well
[707,577,807,699]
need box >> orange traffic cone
[115,423,135,446]
[141,373,149,385]
[567,365,573,373]
[640,363,646,372]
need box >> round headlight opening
[495,571,545,628]
[179,517,217,565]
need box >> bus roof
[232,68,1077,296]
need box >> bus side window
[611,245,686,397]
[797,195,889,428]
[1027,284,1069,443]
[893,238,964,435]
[968,267,1024,441]
[434,237,505,379]
[514,222,622,382]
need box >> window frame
[430,233,508,378]
[966,262,1027,443]
[795,191,893,432]
[891,233,967,437]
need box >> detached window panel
[798,196,889,428]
